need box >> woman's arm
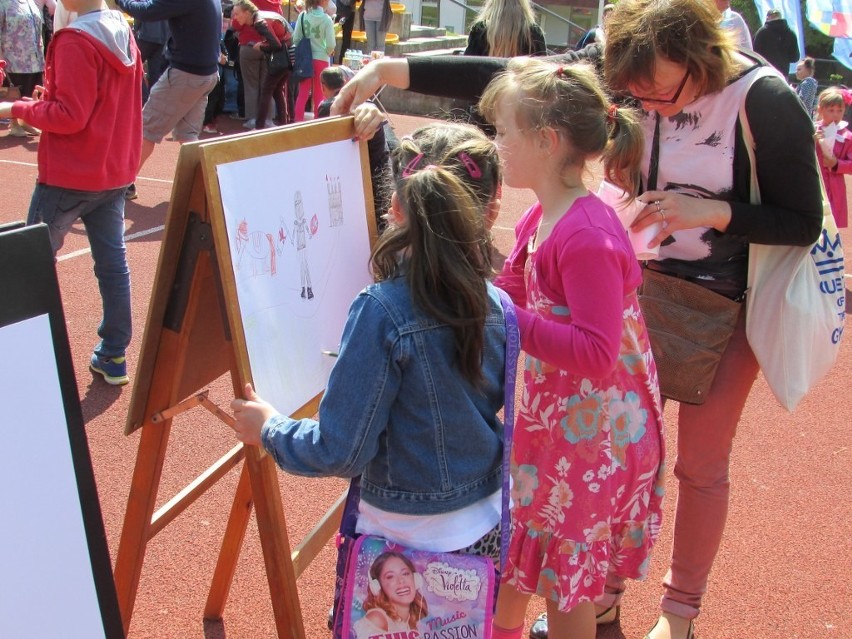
[332,48,599,115]
[253,19,282,52]
[332,57,412,114]
[726,75,823,245]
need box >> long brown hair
[479,58,645,197]
[371,123,500,386]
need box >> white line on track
[0,159,174,184]
[58,225,166,262]
[0,159,172,260]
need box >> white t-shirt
[355,490,501,553]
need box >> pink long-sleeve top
[494,195,643,379]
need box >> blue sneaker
[90,353,129,386]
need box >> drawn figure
[235,218,277,277]
[327,175,344,226]
[353,552,429,639]
[293,191,315,299]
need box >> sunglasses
[630,70,690,105]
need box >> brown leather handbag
[639,268,741,405]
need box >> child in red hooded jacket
[0,0,143,385]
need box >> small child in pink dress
[815,86,852,228]
[479,59,665,639]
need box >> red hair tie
[607,104,617,123]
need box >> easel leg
[113,420,172,635]
[246,447,306,639]
[204,461,254,619]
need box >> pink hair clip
[457,152,482,179]
[402,153,426,177]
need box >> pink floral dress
[499,199,665,613]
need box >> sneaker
[202,124,221,134]
[242,118,256,129]
[90,353,130,386]
[125,183,138,200]
[9,121,36,137]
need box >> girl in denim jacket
[231,122,509,562]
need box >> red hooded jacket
[12,10,143,191]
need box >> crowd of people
[0,1,844,638]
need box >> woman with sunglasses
[332,1,823,638]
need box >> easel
[113,118,374,637]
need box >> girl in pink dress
[479,58,665,639]
[815,87,852,228]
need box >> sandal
[595,605,620,624]
[528,605,620,639]
[644,616,695,639]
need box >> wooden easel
[113,119,374,637]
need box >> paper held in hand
[596,181,661,260]
[819,122,838,158]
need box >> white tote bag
[739,100,846,411]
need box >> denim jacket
[260,277,507,515]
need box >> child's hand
[230,383,278,447]
[352,102,384,141]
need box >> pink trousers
[294,59,329,121]
[599,311,759,620]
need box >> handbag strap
[338,287,521,569]
[495,287,519,572]
[647,112,662,192]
